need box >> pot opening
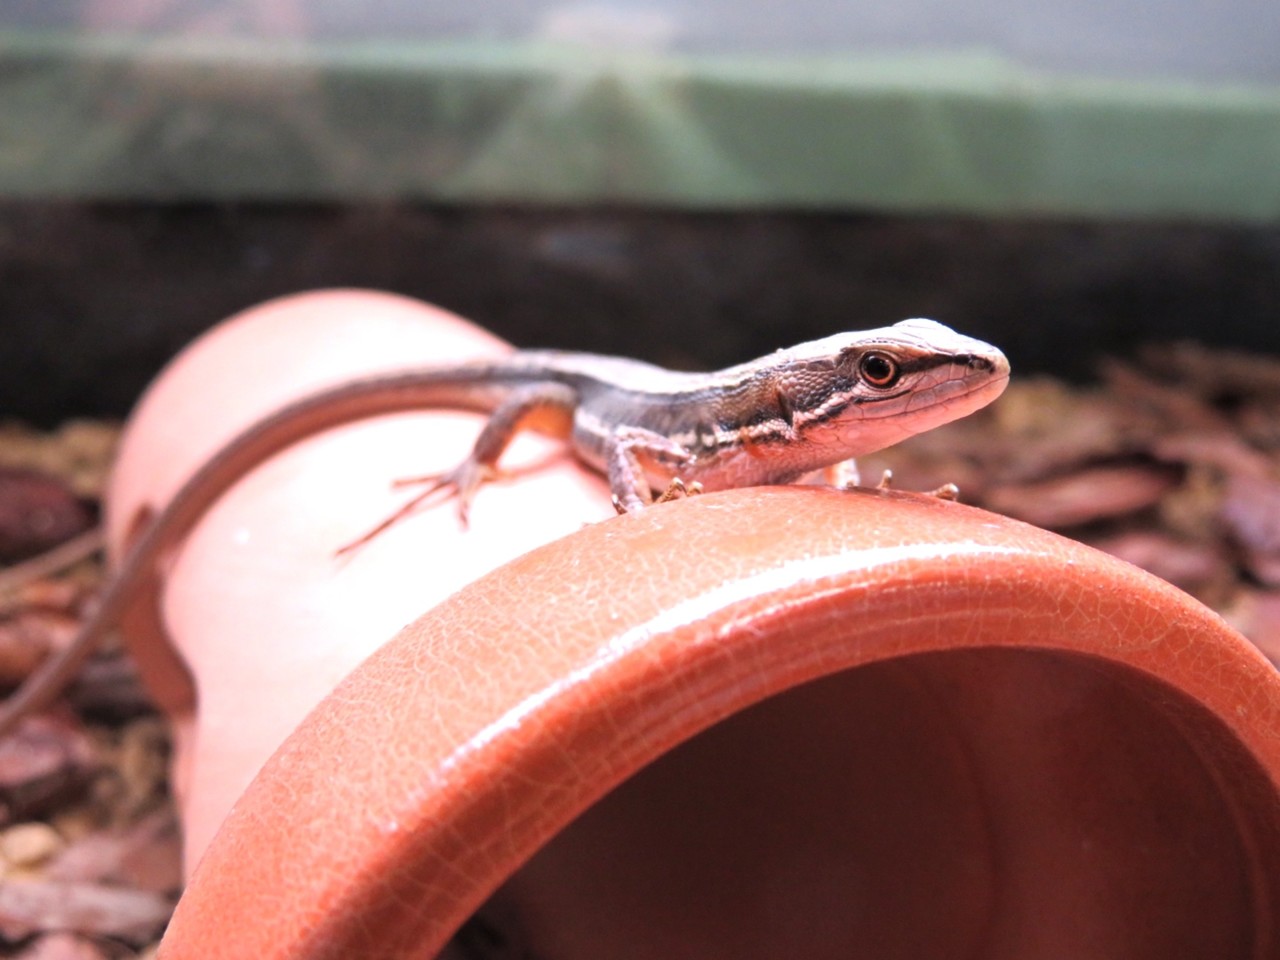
[457,647,1280,960]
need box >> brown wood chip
[0,470,95,566]
[46,811,181,895]
[983,464,1182,529]
[11,932,111,960]
[0,717,98,826]
[0,879,172,945]
[1221,473,1280,587]
[0,612,83,689]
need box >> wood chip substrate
[1,340,1278,955]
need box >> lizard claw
[927,482,961,501]
[392,460,493,523]
[612,477,702,515]
[655,477,702,504]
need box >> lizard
[0,317,1009,737]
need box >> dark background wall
[2,202,1278,425]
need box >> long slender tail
[0,364,537,738]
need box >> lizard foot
[335,460,492,555]
[611,478,703,515]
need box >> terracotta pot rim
[170,486,1280,958]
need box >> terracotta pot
[105,290,606,861]
[106,292,1280,959]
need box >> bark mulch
[1,339,1277,956]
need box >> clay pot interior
[466,647,1280,960]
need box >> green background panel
[2,30,1279,219]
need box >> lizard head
[773,318,1010,459]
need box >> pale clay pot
[98,291,1280,959]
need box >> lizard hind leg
[336,383,577,555]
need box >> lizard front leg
[603,426,696,514]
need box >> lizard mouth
[859,358,1010,413]
[834,358,1009,453]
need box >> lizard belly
[573,412,821,497]
[680,443,814,492]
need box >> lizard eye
[858,352,900,388]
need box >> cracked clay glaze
[105,292,1280,959]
